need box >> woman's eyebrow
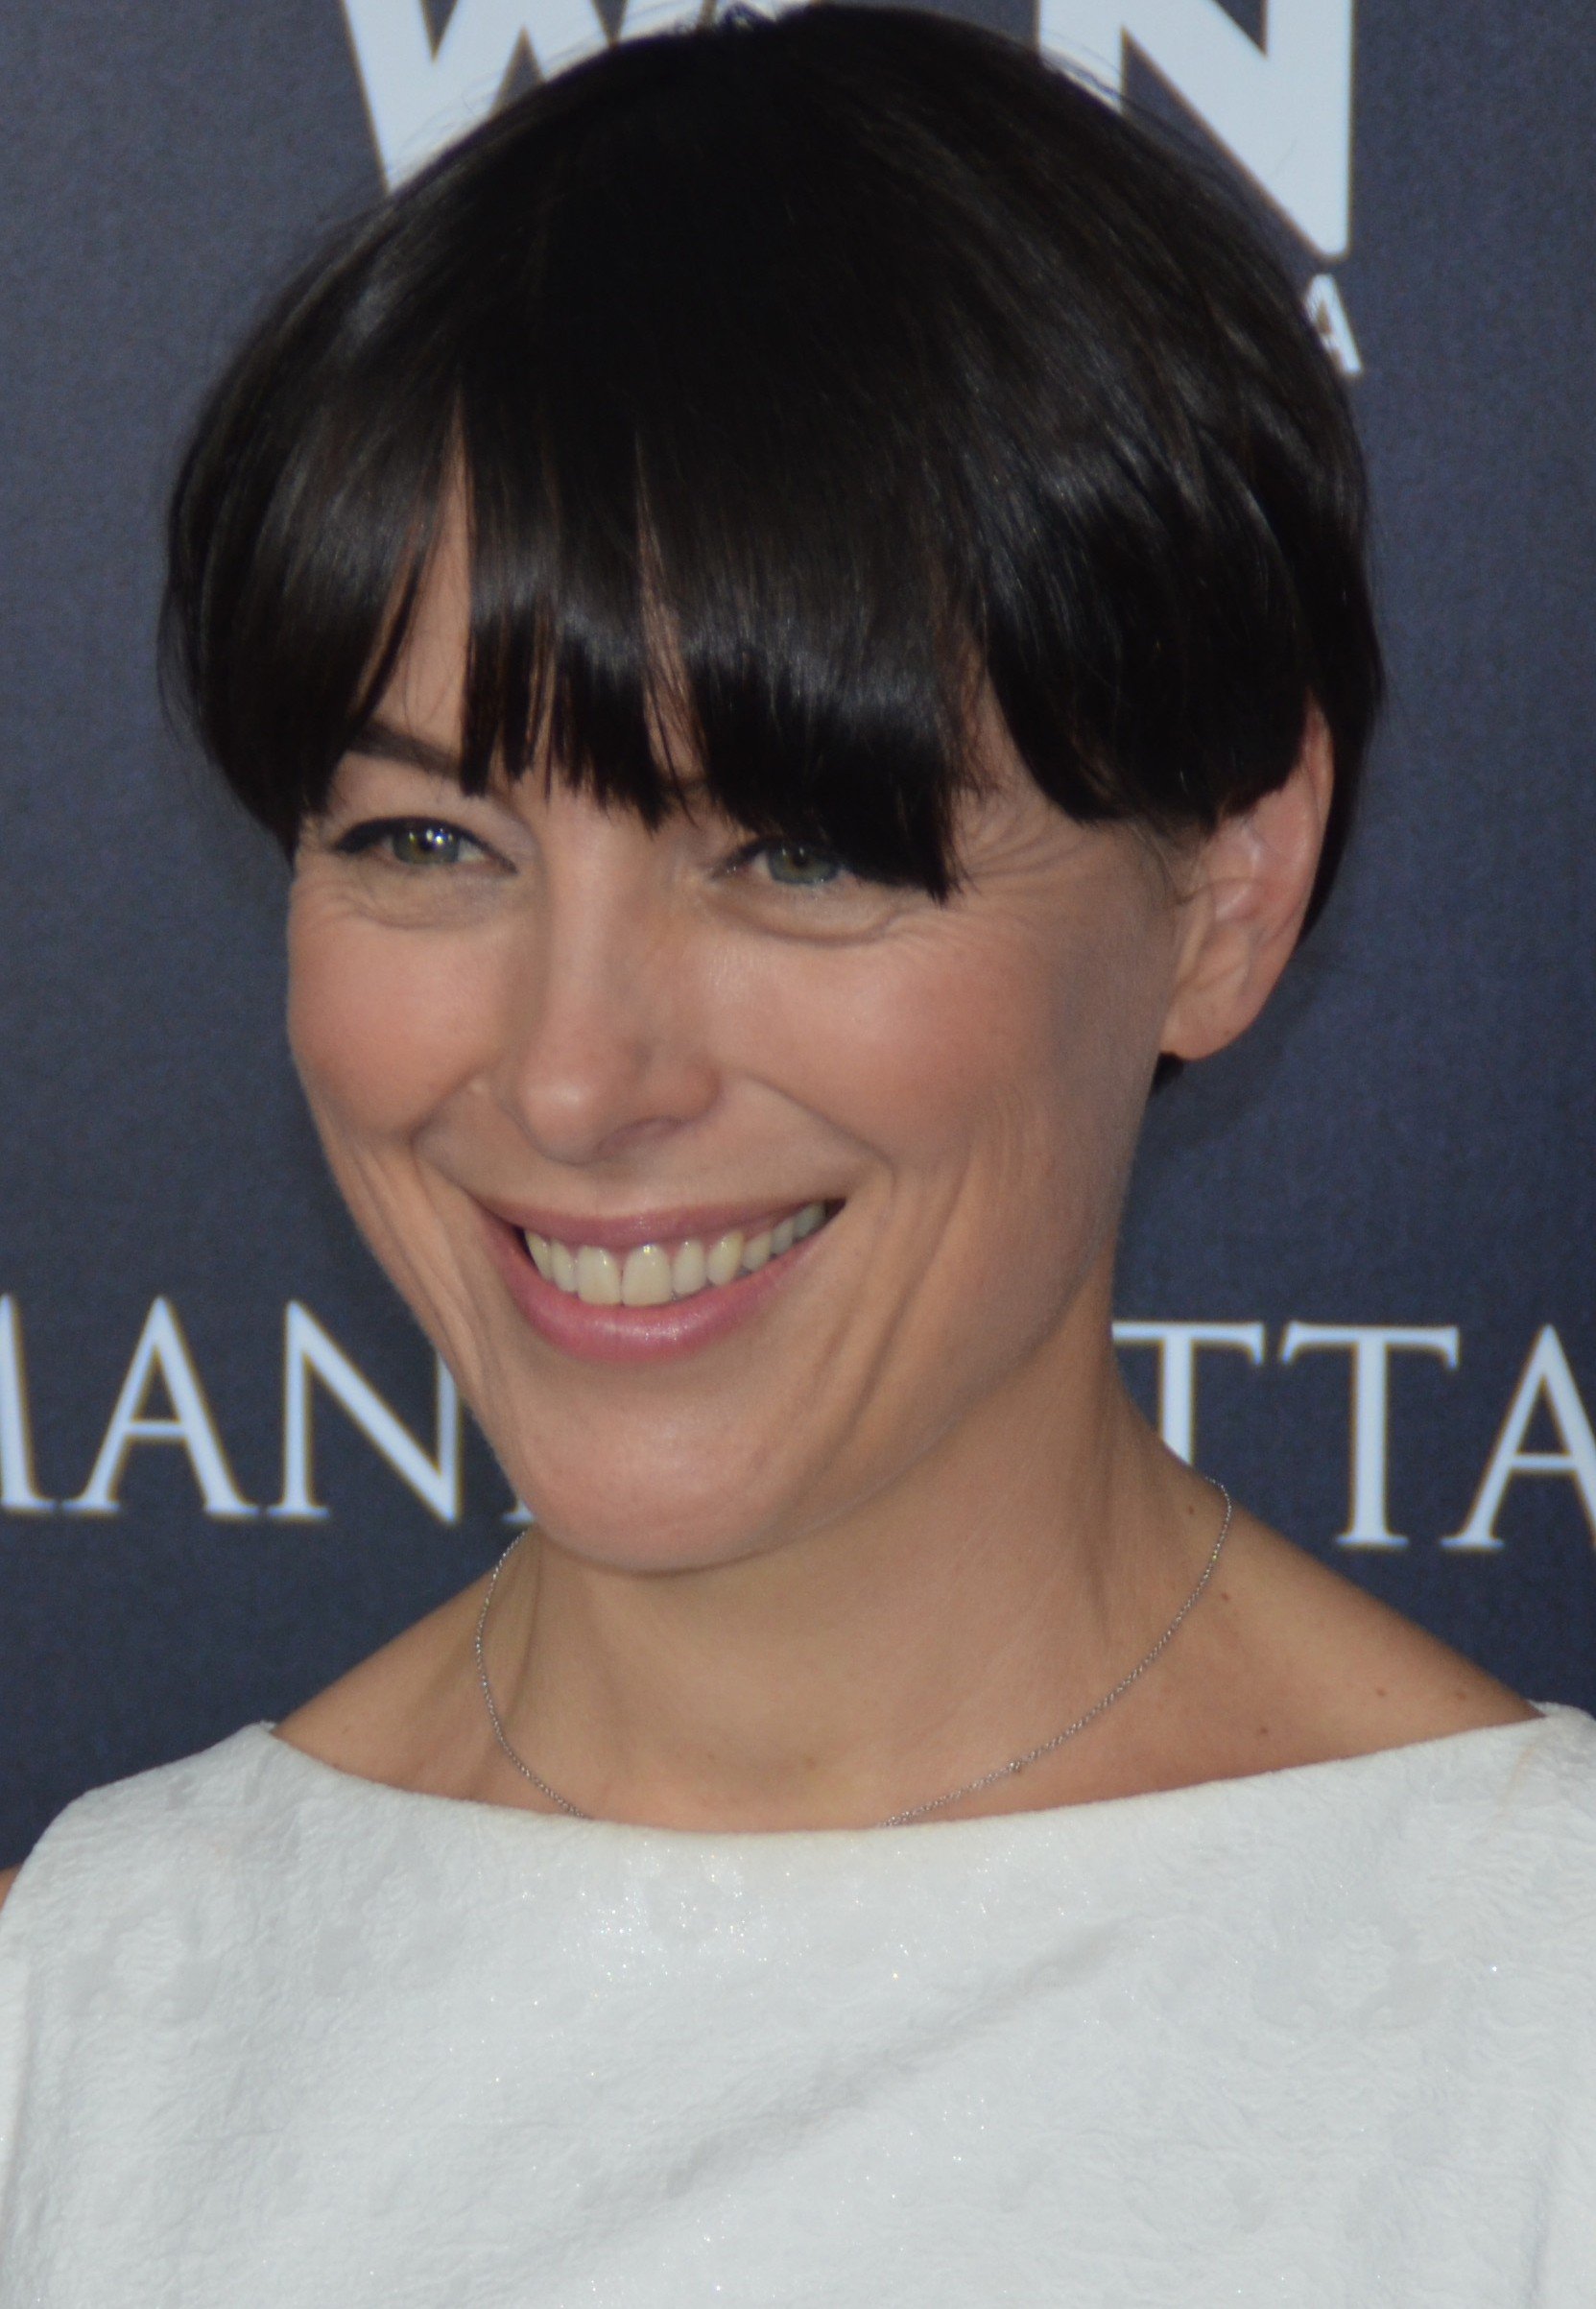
[346,720,462,780]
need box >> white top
[3,1706,1596,2306]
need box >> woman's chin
[485,1436,816,1577]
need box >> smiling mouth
[524,1201,836,1308]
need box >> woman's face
[287,536,1192,1570]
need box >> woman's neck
[473,1330,1219,1831]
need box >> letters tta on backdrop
[2,0,1593,1857]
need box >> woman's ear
[1159,707,1334,1064]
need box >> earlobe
[1158,708,1334,1064]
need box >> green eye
[335,818,484,867]
[759,841,844,888]
[388,821,468,866]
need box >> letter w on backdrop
[341,0,1355,259]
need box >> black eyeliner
[330,816,474,858]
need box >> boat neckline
[244,1702,1571,1847]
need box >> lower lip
[482,1211,835,1364]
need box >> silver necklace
[473,1477,1233,1830]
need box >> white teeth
[620,1244,674,1307]
[671,1239,707,1297]
[575,1246,622,1306]
[705,1230,745,1287]
[525,1202,833,1309]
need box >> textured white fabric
[3,1705,1596,2305]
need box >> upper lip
[480,1196,832,1254]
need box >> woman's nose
[491,852,721,1170]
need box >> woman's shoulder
[1200,1512,1541,1773]
[1329,1701,1596,2019]
[1212,1528,1596,1898]
[0,1726,300,1960]
[0,1577,493,1933]
[1413,1695,1596,1856]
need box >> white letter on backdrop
[65,1299,255,1517]
[348,0,1356,249]
[1113,1321,1265,1464]
[1303,274,1363,380]
[342,0,740,185]
[1038,0,1356,259]
[1443,1327,1596,1552]
[1279,1323,1459,1547]
[0,1296,53,1511]
[274,1302,460,1522]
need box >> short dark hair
[164,2,1380,927]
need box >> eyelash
[331,818,489,867]
[722,838,849,891]
[333,818,855,890]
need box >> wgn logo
[341,0,1363,375]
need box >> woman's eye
[741,840,848,890]
[335,818,488,869]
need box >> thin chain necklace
[473,1477,1233,1830]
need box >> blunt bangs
[164,3,1381,919]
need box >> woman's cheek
[287,904,494,1141]
[731,922,1104,1164]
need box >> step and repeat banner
[1,2,1592,1862]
